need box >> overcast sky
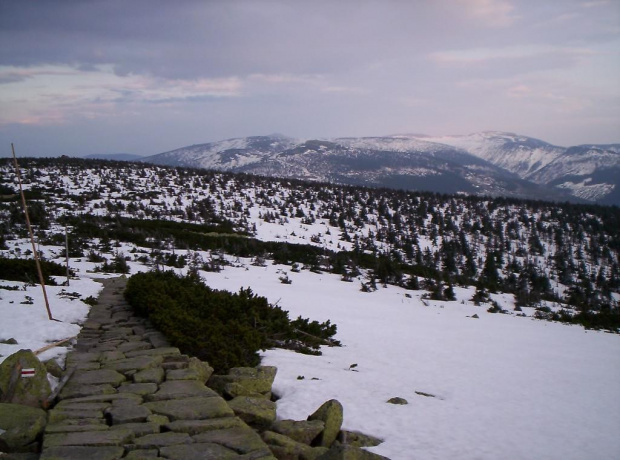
[1,0,618,157]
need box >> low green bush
[124,270,340,373]
[0,257,67,285]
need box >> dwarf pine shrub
[124,270,340,372]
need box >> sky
[0,0,619,157]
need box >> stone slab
[125,347,181,358]
[133,367,164,384]
[164,417,245,435]
[103,356,163,374]
[118,382,158,395]
[192,426,267,454]
[144,396,234,421]
[71,369,126,386]
[109,422,161,438]
[159,442,240,459]
[132,432,192,449]
[105,402,152,424]
[59,383,117,400]
[145,380,218,402]
[42,428,133,448]
[40,446,124,460]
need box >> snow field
[1,235,618,459]
[201,260,620,460]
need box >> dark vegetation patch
[0,257,67,285]
[124,270,339,373]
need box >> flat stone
[338,430,383,448]
[230,366,276,393]
[81,320,102,330]
[102,327,134,338]
[123,449,159,459]
[109,422,161,437]
[118,382,158,395]
[48,408,104,424]
[75,339,102,351]
[272,419,325,445]
[72,369,126,386]
[164,417,245,435]
[117,341,152,353]
[145,380,218,402]
[386,397,408,405]
[66,352,101,365]
[62,392,142,404]
[46,418,107,427]
[99,351,126,363]
[262,431,314,459]
[166,357,212,382]
[54,401,110,411]
[133,432,192,449]
[105,401,152,424]
[45,423,109,434]
[146,414,169,425]
[40,446,124,460]
[227,396,276,428]
[92,343,124,353]
[0,403,47,453]
[125,347,181,358]
[144,396,234,421]
[224,382,269,399]
[59,384,117,400]
[42,429,134,448]
[103,355,163,374]
[192,426,267,454]
[133,367,164,384]
[72,361,102,371]
[159,443,240,459]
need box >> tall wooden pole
[65,226,70,286]
[11,144,55,321]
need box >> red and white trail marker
[21,368,35,378]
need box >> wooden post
[11,143,55,321]
[65,226,70,286]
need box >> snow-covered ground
[0,277,100,365]
[1,248,619,460]
[200,260,620,460]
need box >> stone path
[40,277,275,460]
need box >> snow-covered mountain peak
[142,131,620,205]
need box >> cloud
[581,1,611,8]
[430,45,597,66]
[0,65,242,125]
[457,0,519,28]
[507,84,532,98]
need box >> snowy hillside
[417,132,620,203]
[420,131,565,178]
[143,132,619,205]
[147,135,297,170]
[144,134,580,204]
[1,157,619,459]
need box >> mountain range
[141,131,620,205]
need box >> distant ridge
[142,132,619,205]
[83,153,143,161]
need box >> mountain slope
[417,132,620,204]
[144,134,581,203]
[419,131,565,179]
